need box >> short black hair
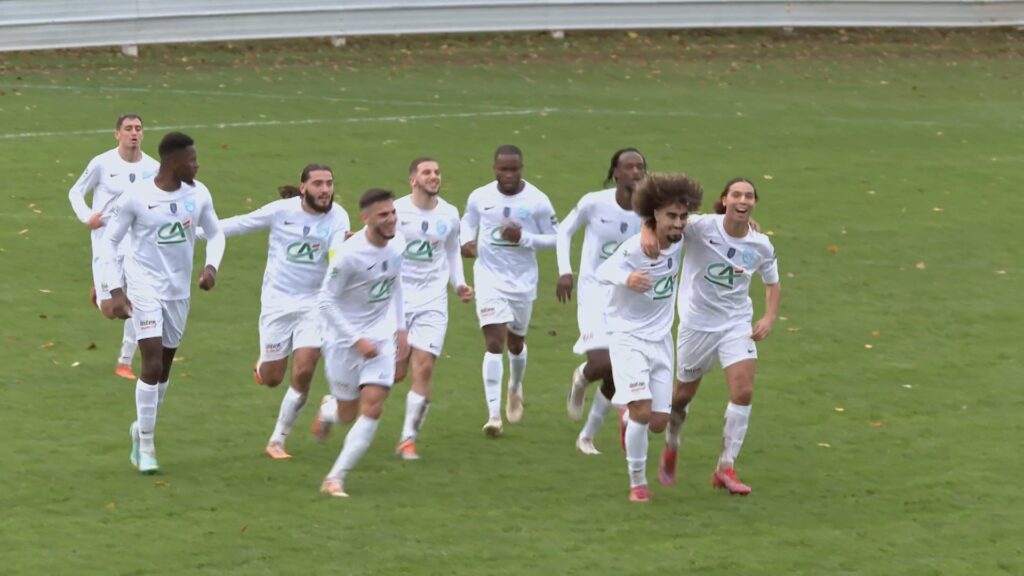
[300,163,332,183]
[359,188,394,210]
[408,156,437,175]
[158,132,194,159]
[116,114,143,130]
[604,147,646,187]
[493,144,523,162]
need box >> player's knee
[731,386,753,406]
[361,401,384,420]
[649,412,669,433]
[338,401,359,424]
[628,402,652,423]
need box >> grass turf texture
[1,28,1022,575]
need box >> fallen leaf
[71,361,81,367]
[627,31,639,39]
[936,131,943,136]
[902,384,913,389]
[834,407,845,413]
[40,341,55,349]
[870,421,883,428]
[786,327,800,333]
[915,262,926,269]
[779,316,788,321]
[871,330,881,337]
[864,344,873,349]
[765,230,775,236]
[827,244,838,254]
[547,330,557,336]
[786,272,795,278]
[38,314,47,319]
[18,229,29,235]
[763,174,774,180]
[932,207,944,212]
[995,270,1006,275]
[38,289,51,293]
[87,342,97,350]
[817,443,831,448]
[867,190,876,195]
[240,526,248,533]
[105,502,116,509]
[173,356,185,363]
[220,143,229,149]
[154,480,169,487]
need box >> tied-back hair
[278,185,301,199]
[632,173,703,227]
[157,132,194,159]
[714,177,758,214]
[604,147,646,187]
[359,188,394,210]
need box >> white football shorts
[476,297,533,336]
[259,306,322,362]
[130,292,190,348]
[405,309,448,356]
[609,331,674,414]
[322,337,397,401]
[676,324,757,383]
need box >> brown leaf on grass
[827,245,838,254]
[105,502,116,509]
[38,314,47,319]
[871,330,881,337]
[763,174,774,180]
[995,270,1007,275]
[864,344,873,349]
[786,327,800,333]
[154,480,169,487]
[915,262,926,270]
[240,526,248,533]
[547,330,557,336]
[817,443,831,448]
[40,341,55,349]
[932,207,944,212]
[870,421,883,428]
[38,289,51,293]
[834,407,845,413]
[18,229,29,235]
[220,144,230,150]
[87,342,97,350]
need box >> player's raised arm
[68,158,102,227]
[217,200,281,237]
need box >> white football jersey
[556,188,642,307]
[318,229,406,346]
[219,197,350,310]
[460,180,557,301]
[395,195,465,313]
[100,179,224,300]
[676,214,779,331]
[597,234,684,341]
[68,148,159,252]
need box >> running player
[596,173,703,502]
[657,177,780,495]
[68,113,159,379]
[314,188,408,497]
[392,157,473,459]
[557,148,646,454]
[460,145,558,436]
[100,132,225,475]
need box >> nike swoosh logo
[400,220,410,225]
[366,263,376,270]
[747,349,755,354]
[483,206,495,211]
[147,204,159,209]
[110,173,119,177]
[600,218,612,223]
[283,221,295,225]
[709,239,720,245]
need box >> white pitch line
[0,109,555,140]
[9,83,515,111]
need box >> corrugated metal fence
[2,0,1022,52]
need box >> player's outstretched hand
[627,271,652,293]
[355,338,378,359]
[556,274,574,303]
[199,265,217,291]
[456,284,474,303]
[752,317,774,341]
[460,241,477,259]
[639,224,659,258]
[500,222,522,244]
[396,330,410,362]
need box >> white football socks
[580,389,611,440]
[157,380,169,410]
[719,402,752,469]
[482,352,503,418]
[508,346,528,396]
[327,415,380,480]
[319,395,340,423]
[119,321,137,365]
[270,386,307,445]
[401,390,429,441]
[625,417,650,488]
[135,380,159,454]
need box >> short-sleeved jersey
[556,188,642,301]
[319,229,406,346]
[460,181,557,301]
[219,197,350,310]
[676,214,779,331]
[101,179,222,300]
[68,148,160,251]
[395,195,464,313]
[597,234,684,341]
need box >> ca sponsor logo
[156,220,190,244]
[368,278,395,303]
[488,227,518,247]
[404,239,436,262]
[704,262,743,288]
[652,276,675,300]
[286,241,321,263]
[600,240,621,259]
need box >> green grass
[1,29,1022,575]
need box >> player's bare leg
[322,384,390,497]
[266,347,319,459]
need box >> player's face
[410,161,442,196]
[722,181,757,223]
[301,169,334,214]
[115,119,143,149]
[614,152,646,193]
[363,198,397,240]
[174,146,199,185]
[493,154,523,195]
[654,201,688,244]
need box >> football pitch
[1,29,1022,575]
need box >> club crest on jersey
[184,198,196,213]
[436,220,449,236]
[727,247,736,259]
[620,222,628,234]
[129,173,136,183]
[170,203,178,214]
[667,257,673,269]
[382,260,388,272]
[421,220,429,233]
[502,206,511,218]
[317,223,330,239]
[303,225,311,237]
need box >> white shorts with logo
[405,308,448,356]
[130,292,190,348]
[573,283,612,354]
[676,324,757,383]
[476,296,533,336]
[93,255,126,301]
[609,332,674,414]
[322,338,396,401]
[259,306,322,362]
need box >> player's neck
[614,186,632,211]
[723,216,750,238]
[117,146,142,163]
[411,190,438,211]
[497,181,526,196]
[154,171,182,193]
[364,227,389,248]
